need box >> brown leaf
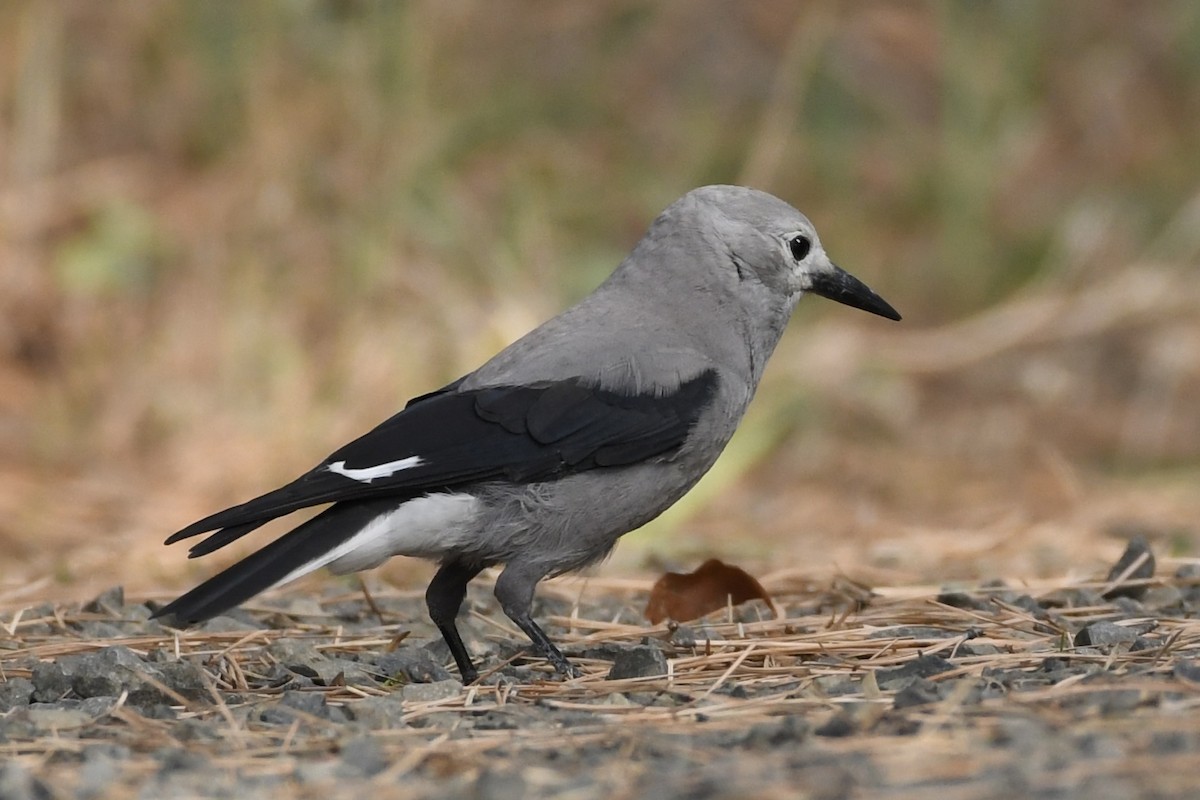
[644,559,776,624]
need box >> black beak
[808,263,902,321]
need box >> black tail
[153,499,398,625]
[163,478,339,549]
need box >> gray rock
[893,677,941,709]
[125,604,154,621]
[812,675,860,697]
[1111,596,1145,616]
[338,734,388,777]
[1102,535,1155,600]
[1150,730,1195,754]
[579,643,627,662]
[1038,588,1106,608]
[545,710,603,728]
[0,677,34,711]
[1140,584,1184,610]
[0,761,51,800]
[375,645,453,684]
[1074,622,1138,648]
[1010,594,1045,614]
[82,586,125,615]
[281,689,328,715]
[31,662,72,702]
[156,660,209,701]
[1175,563,1200,605]
[68,647,146,699]
[955,643,1001,657]
[20,603,56,628]
[265,639,370,686]
[400,679,463,703]
[738,715,808,748]
[324,657,379,687]
[265,663,317,690]
[79,696,120,717]
[606,645,668,680]
[470,710,522,731]
[323,706,352,724]
[668,624,702,648]
[78,745,124,799]
[257,691,335,726]
[471,768,527,800]
[31,662,72,705]
[348,694,407,730]
[1173,659,1200,683]
[267,638,323,668]
[1096,690,1143,715]
[136,704,178,721]
[732,598,776,623]
[61,645,189,708]
[71,621,128,639]
[874,654,954,689]
[10,704,94,733]
[293,759,339,785]
[936,590,989,610]
[171,717,225,743]
[814,711,857,737]
[196,613,260,633]
[153,747,210,774]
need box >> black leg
[425,561,484,684]
[494,565,579,679]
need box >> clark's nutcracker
[155,185,900,683]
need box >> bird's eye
[788,235,812,261]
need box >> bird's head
[688,185,901,323]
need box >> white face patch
[326,456,423,483]
[271,493,480,590]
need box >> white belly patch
[324,492,480,573]
[270,493,480,590]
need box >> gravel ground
[3,538,1200,799]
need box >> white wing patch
[326,455,423,483]
[270,493,479,590]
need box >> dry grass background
[1,1,1199,612]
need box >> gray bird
[155,185,900,683]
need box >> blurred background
[2,1,1198,603]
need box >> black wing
[166,370,718,556]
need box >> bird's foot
[539,647,580,680]
[510,613,580,680]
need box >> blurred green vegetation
[2,1,1199,585]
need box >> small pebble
[606,645,668,680]
[375,645,452,684]
[347,695,408,730]
[873,654,954,689]
[400,679,463,703]
[82,586,125,615]
[0,678,35,712]
[893,677,941,709]
[338,735,388,777]
[814,711,857,738]
[1074,622,1138,648]
[1102,535,1156,600]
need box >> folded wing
[165,369,718,557]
